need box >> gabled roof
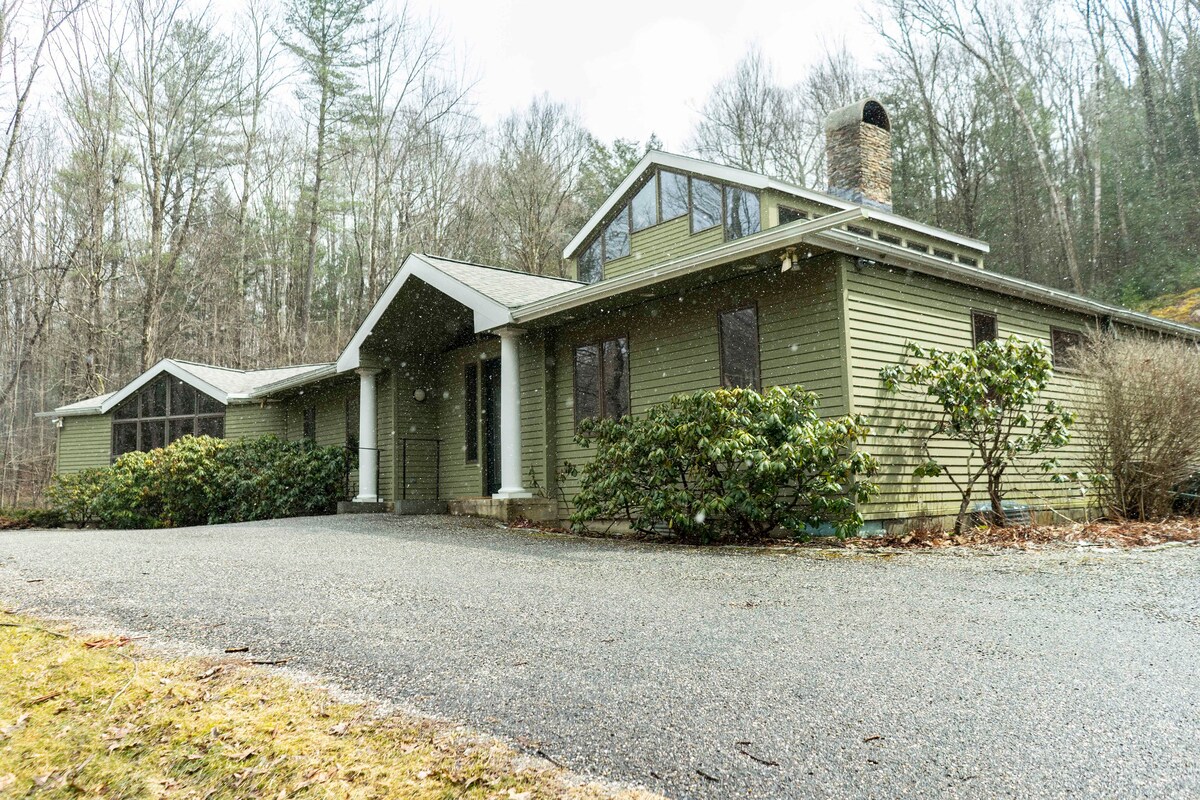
[562,150,990,260]
[41,359,334,418]
[336,253,582,372]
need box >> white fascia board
[522,208,869,324]
[812,228,1200,339]
[335,254,513,373]
[98,359,230,414]
[36,407,100,419]
[561,150,989,259]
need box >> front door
[482,357,502,496]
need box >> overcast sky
[406,0,878,149]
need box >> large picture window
[719,306,761,390]
[574,336,630,428]
[690,178,722,233]
[110,375,225,459]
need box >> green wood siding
[55,415,112,473]
[598,217,725,280]
[552,254,847,505]
[225,404,285,439]
[434,342,495,499]
[843,260,1092,522]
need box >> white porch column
[494,327,532,499]
[354,368,381,503]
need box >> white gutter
[520,208,870,324]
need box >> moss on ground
[0,615,656,799]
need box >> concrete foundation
[447,496,558,524]
[336,500,391,514]
[395,499,447,515]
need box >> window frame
[109,376,225,461]
[302,405,317,442]
[572,333,632,432]
[1050,327,1083,372]
[717,303,762,391]
[464,362,479,464]
[971,310,998,348]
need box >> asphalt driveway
[2,515,1198,799]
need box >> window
[690,178,721,233]
[933,248,955,261]
[779,206,808,225]
[574,336,630,428]
[464,363,479,463]
[959,255,979,267]
[110,375,226,460]
[907,241,930,253]
[660,171,689,220]
[631,175,657,232]
[302,405,317,441]
[345,395,360,452]
[877,232,902,246]
[1051,328,1083,370]
[603,209,630,262]
[972,311,998,348]
[724,186,760,240]
[719,306,761,390]
[847,224,873,237]
[578,240,602,284]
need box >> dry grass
[0,614,658,799]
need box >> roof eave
[522,208,870,324]
[813,228,1200,338]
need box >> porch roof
[335,253,583,372]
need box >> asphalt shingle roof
[418,255,583,308]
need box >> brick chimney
[824,99,892,211]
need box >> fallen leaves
[822,519,1200,551]
[84,635,137,649]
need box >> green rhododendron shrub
[49,435,351,529]
[208,436,352,524]
[570,386,877,543]
[880,336,1075,534]
[46,468,110,527]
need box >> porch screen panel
[110,375,226,460]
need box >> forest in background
[2,0,1199,502]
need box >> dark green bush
[208,435,352,524]
[0,506,65,530]
[48,435,351,529]
[570,386,878,543]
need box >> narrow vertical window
[660,171,689,220]
[972,311,998,348]
[573,344,600,426]
[464,363,479,463]
[345,395,360,452]
[631,175,657,232]
[603,207,630,261]
[690,178,721,233]
[578,240,602,284]
[602,337,631,419]
[719,306,761,390]
[724,187,760,240]
[303,405,317,441]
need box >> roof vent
[825,99,892,212]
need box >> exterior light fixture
[780,247,797,272]
[413,388,427,403]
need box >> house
[43,99,1200,531]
